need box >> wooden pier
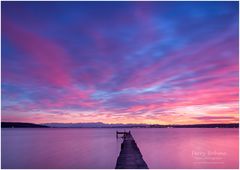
[115,131,149,169]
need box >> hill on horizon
[1,122,239,128]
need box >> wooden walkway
[115,131,149,169]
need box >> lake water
[1,128,239,169]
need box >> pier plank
[115,131,148,169]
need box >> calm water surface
[1,128,239,169]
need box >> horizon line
[1,121,239,126]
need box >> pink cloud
[119,28,238,90]
[2,20,73,87]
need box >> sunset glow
[1,2,239,124]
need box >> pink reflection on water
[2,128,239,169]
[2,128,121,169]
[132,128,239,169]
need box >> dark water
[1,128,239,169]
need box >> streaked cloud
[1,2,238,124]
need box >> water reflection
[2,128,238,169]
[132,128,239,169]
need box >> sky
[1,2,239,125]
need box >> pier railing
[116,131,131,138]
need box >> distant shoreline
[1,122,239,128]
